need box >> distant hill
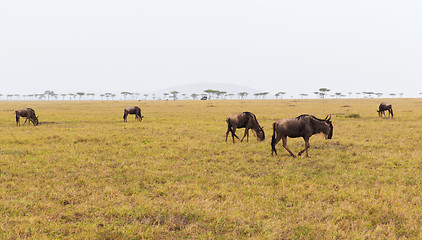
[150,82,262,99]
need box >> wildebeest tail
[271,122,277,154]
[226,118,239,139]
[390,108,394,118]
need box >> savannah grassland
[0,98,421,239]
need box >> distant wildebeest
[225,112,265,143]
[15,108,39,126]
[377,102,393,118]
[123,106,144,122]
[271,114,333,157]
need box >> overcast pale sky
[1,1,421,97]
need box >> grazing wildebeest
[123,106,144,122]
[225,112,265,143]
[15,108,39,126]
[271,114,333,157]
[377,102,393,118]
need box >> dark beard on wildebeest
[123,106,144,122]
[225,112,265,143]
[271,114,333,157]
[15,108,39,126]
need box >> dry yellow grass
[0,98,421,239]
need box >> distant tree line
[0,88,416,101]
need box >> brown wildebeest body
[225,112,265,143]
[15,108,39,126]
[271,114,333,157]
[123,106,144,122]
[377,102,393,118]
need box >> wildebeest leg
[23,118,29,126]
[241,128,249,142]
[231,127,237,143]
[271,133,282,156]
[298,137,311,157]
[225,127,231,142]
[282,137,296,157]
[226,119,239,143]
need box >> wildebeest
[225,112,265,143]
[377,102,393,118]
[271,114,333,157]
[15,108,39,126]
[123,106,144,122]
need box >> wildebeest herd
[14,102,394,157]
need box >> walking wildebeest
[225,112,265,143]
[15,108,39,126]
[271,114,333,157]
[123,106,144,122]
[377,102,393,118]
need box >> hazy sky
[1,1,422,97]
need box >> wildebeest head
[323,115,333,139]
[34,115,39,126]
[256,126,265,141]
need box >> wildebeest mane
[296,114,329,122]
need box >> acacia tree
[238,92,248,99]
[68,93,77,100]
[44,90,55,100]
[300,93,308,99]
[219,91,227,99]
[170,91,179,100]
[104,93,112,100]
[76,92,85,100]
[318,88,330,98]
[86,93,95,100]
[121,92,131,100]
[261,92,269,99]
[275,92,286,99]
[191,93,199,100]
[204,89,215,100]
